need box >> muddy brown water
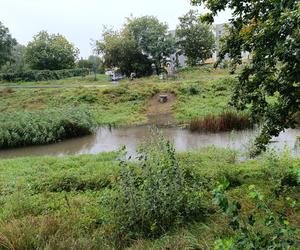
[0,127,299,159]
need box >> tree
[176,10,215,66]
[192,0,300,155]
[0,21,17,68]
[77,56,104,72]
[25,31,79,70]
[1,44,27,73]
[96,29,152,77]
[125,16,176,73]
[77,57,93,69]
[77,55,104,80]
[87,55,104,74]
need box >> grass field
[0,66,238,127]
[0,145,299,249]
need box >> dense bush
[0,107,97,148]
[105,131,205,246]
[0,68,89,82]
[179,83,202,95]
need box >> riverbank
[0,146,299,249]
[0,66,236,127]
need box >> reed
[190,111,253,133]
[0,107,97,149]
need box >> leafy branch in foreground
[213,178,297,249]
[192,0,300,156]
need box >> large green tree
[125,16,176,73]
[192,0,300,155]
[0,21,17,68]
[96,29,152,77]
[176,10,215,66]
[25,31,79,70]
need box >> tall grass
[190,111,253,133]
[0,107,97,149]
[0,147,299,249]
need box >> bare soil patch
[0,87,14,95]
[146,92,176,126]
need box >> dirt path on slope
[146,92,176,126]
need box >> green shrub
[0,107,97,148]
[105,131,205,246]
[0,68,89,82]
[211,77,237,92]
[179,84,202,95]
[213,179,297,250]
[78,93,98,103]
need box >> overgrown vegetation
[105,132,205,247]
[0,138,299,249]
[0,107,96,148]
[213,178,298,249]
[190,111,253,133]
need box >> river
[0,126,299,159]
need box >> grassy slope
[0,148,299,249]
[0,66,236,126]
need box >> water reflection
[0,126,299,159]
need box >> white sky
[0,0,231,58]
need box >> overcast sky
[1,0,231,58]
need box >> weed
[104,131,205,246]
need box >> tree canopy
[125,16,176,73]
[176,10,215,66]
[0,21,17,68]
[25,31,79,70]
[96,29,152,77]
[192,0,300,155]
